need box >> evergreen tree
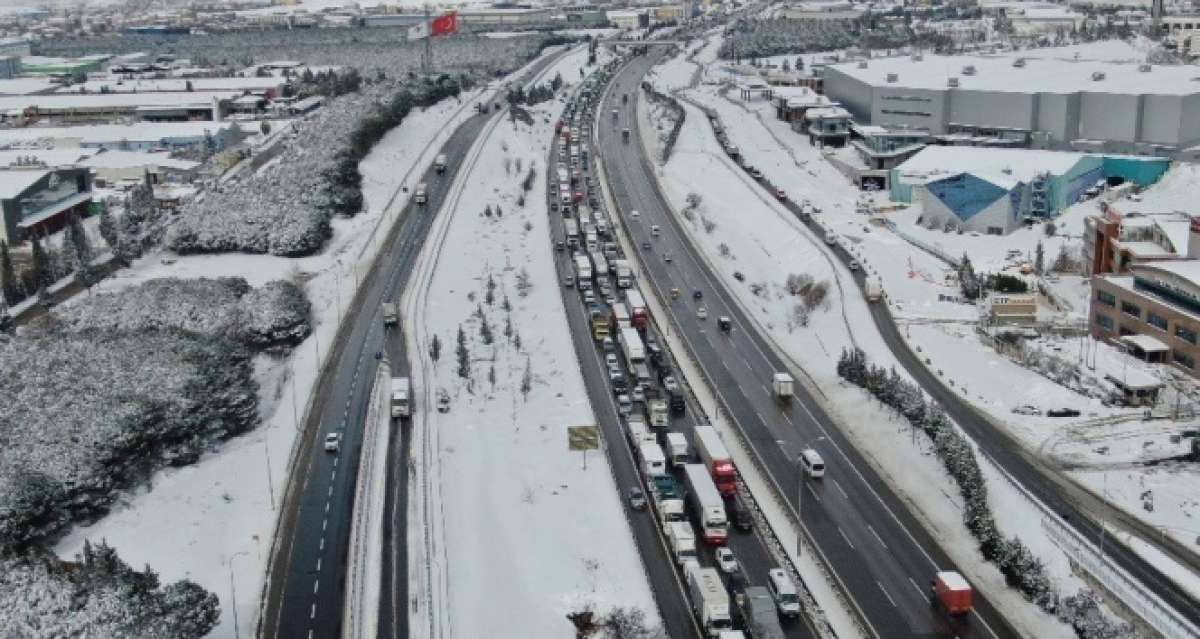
[520,358,532,400]
[959,253,980,300]
[1034,241,1045,276]
[0,240,16,303]
[98,208,118,251]
[488,364,496,389]
[480,311,493,345]
[67,212,96,287]
[31,235,53,296]
[455,325,470,379]
[429,334,442,363]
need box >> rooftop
[829,51,1200,95]
[895,145,1090,188]
[57,76,285,95]
[0,91,239,111]
[1134,259,1200,287]
[0,167,47,198]
[0,121,239,146]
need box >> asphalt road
[261,50,566,639]
[597,50,1018,639]
[548,64,816,638]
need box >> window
[1094,313,1114,331]
[1121,300,1141,318]
[1096,290,1116,307]
[1174,351,1195,370]
[1148,312,1168,331]
[1119,325,1136,336]
[880,108,931,118]
[1177,325,1198,345]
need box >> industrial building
[0,91,239,124]
[0,121,245,152]
[823,52,1200,157]
[1083,163,1200,275]
[890,146,1169,234]
[0,164,92,244]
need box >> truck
[866,277,883,302]
[556,166,570,184]
[382,302,398,326]
[591,251,609,277]
[694,425,738,496]
[415,182,427,205]
[611,302,631,329]
[585,228,598,252]
[590,308,610,341]
[614,259,632,288]
[564,219,579,248]
[626,414,656,447]
[666,521,698,566]
[932,571,973,616]
[649,399,669,428]
[772,372,794,400]
[618,326,645,372]
[574,254,593,284]
[665,431,689,467]
[685,561,733,636]
[639,441,667,478]
[683,463,728,544]
[435,153,447,174]
[739,586,786,639]
[625,290,648,330]
[390,377,411,418]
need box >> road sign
[568,425,600,451]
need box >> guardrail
[341,362,392,639]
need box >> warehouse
[891,146,1169,234]
[0,91,238,124]
[0,121,244,152]
[824,52,1200,156]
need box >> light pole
[796,436,825,556]
[228,551,250,638]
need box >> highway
[548,58,817,638]
[259,50,566,639]
[596,48,1018,639]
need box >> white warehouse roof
[0,91,240,112]
[829,53,1200,95]
[895,146,1089,188]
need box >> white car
[606,353,619,369]
[324,433,341,452]
[696,306,708,320]
[849,260,860,271]
[617,394,633,416]
[715,547,739,574]
[651,224,661,236]
[631,210,640,219]
[437,389,451,413]
[1012,404,1042,416]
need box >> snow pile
[0,330,257,549]
[0,542,219,638]
[59,277,311,349]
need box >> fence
[641,81,686,163]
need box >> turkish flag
[431,11,458,36]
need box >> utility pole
[422,4,433,76]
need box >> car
[696,306,708,320]
[606,294,617,307]
[775,188,787,201]
[750,168,764,180]
[628,487,647,510]
[849,260,860,271]
[642,241,652,250]
[602,337,615,353]
[565,274,575,288]
[718,316,732,332]
[583,289,595,304]
[733,271,745,282]
[1012,404,1042,416]
[732,496,754,531]
[324,433,341,452]
[555,241,565,251]
[616,394,633,415]
[606,353,619,369]
[664,252,673,263]
[437,389,451,413]
[651,224,661,236]
[693,289,703,300]
[631,209,640,219]
[663,376,680,394]
[550,201,559,213]
[631,385,646,403]
[608,367,625,383]
[715,547,739,574]
[1047,408,1081,417]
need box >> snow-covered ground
[52,82,491,638]
[405,47,658,637]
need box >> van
[767,568,801,617]
[800,448,825,478]
[415,183,427,205]
[435,153,447,174]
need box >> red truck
[932,571,973,616]
[693,424,737,497]
[625,289,648,330]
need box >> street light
[796,436,825,557]
[228,551,250,638]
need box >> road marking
[322,518,327,532]
[316,558,322,572]
[319,537,325,551]
[324,501,330,514]
[308,629,314,639]
[313,579,320,594]
[310,603,316,619]
[877,581,897,607]
[833,478,849,500]
[328,485,333,497]
[909,577,930,602]
[331,469,336,482]
[869,524,888,550]
[333,457,338,468]
[838,527,855,549]
[805,482,821,503]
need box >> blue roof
[925,172,1008,221]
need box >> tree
[98,208,118,251]
[31,235,53,297]
[959,253,980,300]
[480,312,494,345]
[67,212,96,288]
[550,72,563,91]
[520,358,532,401]
[0,240,16,303]
[603,606,658,639]
[488,364,496,389]
[1034,241,1045,276]
[260,120,271,136]
[456,325,470,379]
[429,334,442,363]
[185,80,194,92]
[486,274,496,306]
[795,56,804,70]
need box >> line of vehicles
[553,61,803,639]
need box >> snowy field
[51,84,491,638]
[405,47,658,637]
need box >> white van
[639,442,667,478]
[767,568,802,617]
[415,183,427,205]
[800,448,825,478]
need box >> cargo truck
[564,219,579,248]
[649,400,669,428]
[694,425,738,496]
[650,475,686,528]
[614,259,632,288]
[639,441,667,477]
[739,586,786,639]
[665,432,689,467]
[382,302,398,326]
[591,251,609,277]
[683,463,728,544]
[685,561,733,637]
[390,377,411,418]
[618,326,646,372]
[866,277,883,302]
[932,571,973,616]
[666,521,698,566]
[611,303,631,329]
[435,154,447,174]
[574,254,593,284]
[626,414,656,447]
[625,290,648,330]
[772,372,794,400]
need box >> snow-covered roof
[0,91,238,111]
[0,148,91,166]
[81,150,199,171]
[895,146,1087,188]
[57,76,285,94]
[0,77,58,95]
[1121,241,1174,258]
[1135,259,1200,287]
[1116,163,1200,220]
[805,106,850,120]
[0,121,237,145]
[0,168,46,198]
[1119,333,1170,354]
[829,51,1199,95]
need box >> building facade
[0,166,93,244]
[1091,261,1200,376]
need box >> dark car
[1047,408,1082,417]
[718,316,732,332]
[732,496,753,531]
[693,289,703,300]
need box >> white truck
[614,259,632,288]
[415,183,427,205]
[649,399,669,428]
[618,326,645,372]
[683,463,728,544]
[685,561,734,637]
[611,302,631,329]
[639,441,667,477]
[382,302,398,326]
[574,254,593,286]
[585,228,598,252]
[435,153,447,174]
[564,219,579,248]
[666,521,698,566]
[866,277,883,302]
[772,372,794,400]
[665,432,689,467]
[591,251,609,277]
[390,377,411,418]
[626,414,656,447]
